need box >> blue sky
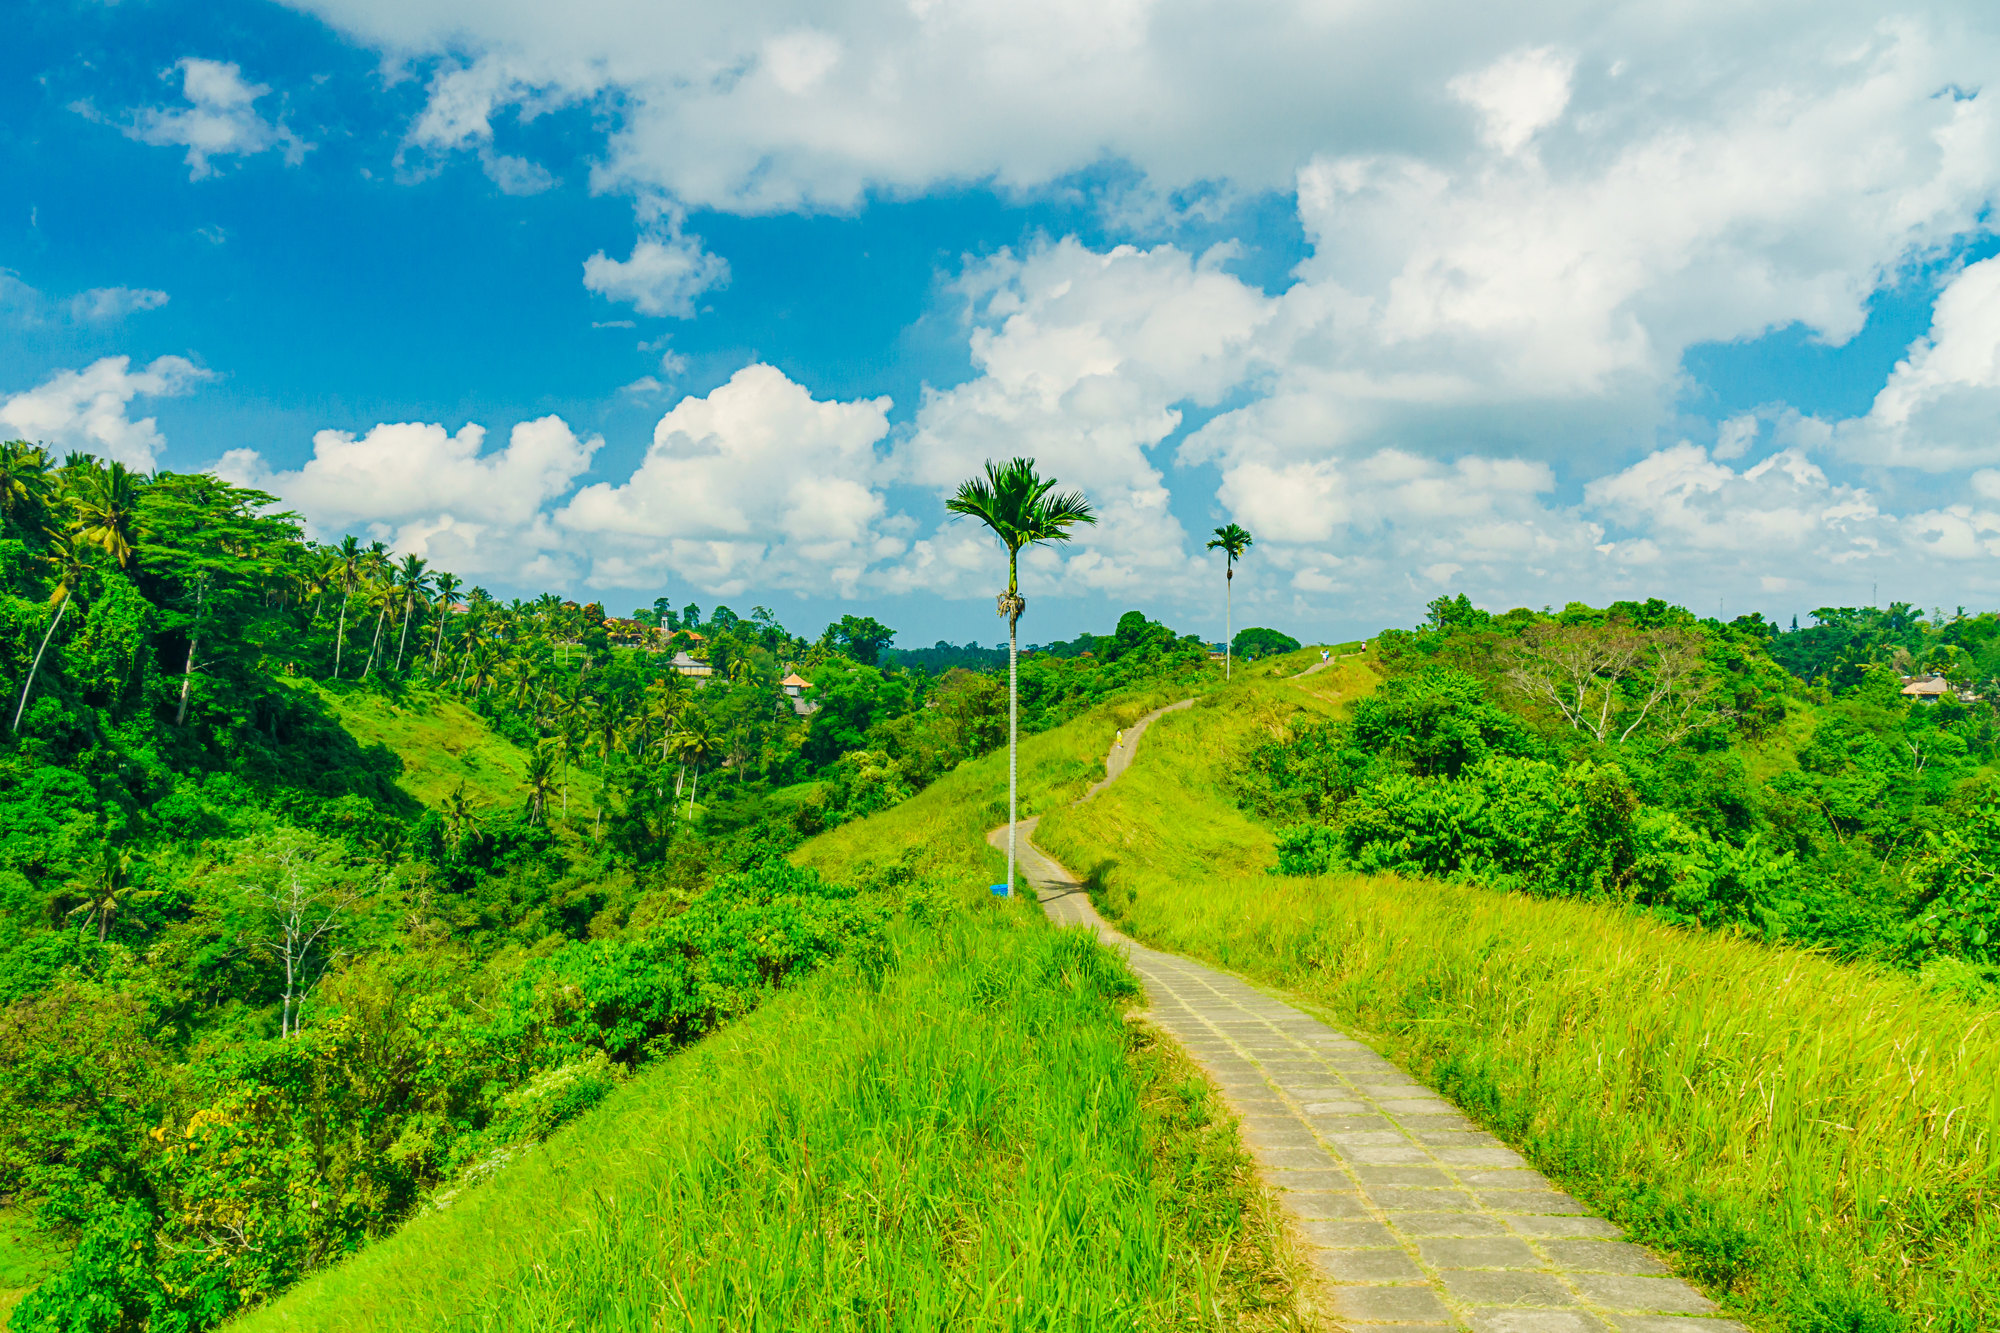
[6,0,2000,648]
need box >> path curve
[990,702,1743,1333]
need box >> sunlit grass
[237,686,1308,1332]
[1036,659,2000,1332]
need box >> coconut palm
[1205,523,1254,681]
[11,532,91,733]
[68,845,134,944]
[672,717,716,818]
[0,441,52,536]
[523,744,557,824]
[946,457,1097,896]
[328,535,363,679]
[391,553,431,673]
[69,461,142,569]
[429,572,462,675]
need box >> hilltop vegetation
[0,442,1221,1330]
[1255,594,2000,980]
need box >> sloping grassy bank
[238,688,1305,1331]
[1036,663,2000,1333]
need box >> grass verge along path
[1035,662,2000,1333]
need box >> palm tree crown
[1207,523,1253,573]
[946,457,1097,612]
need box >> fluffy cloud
[890,239,1273,598]
[1834,255,2000,470]
[559,364,896,594]
[0,356,212,468]
[94,58,310,179]
[68,288,170,322]
[582,225,730,318]
[215,417,600,582]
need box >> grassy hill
[229,683,1311,1331]
[1035,649,2000,1332]
[300,680,602,817]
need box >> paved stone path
[994,704,1747,1333]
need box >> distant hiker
[1320,648,1330,663]
[1116,729,1125,748]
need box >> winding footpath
[991,701,1745,1333]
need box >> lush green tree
[1232,626,1299,661]
[946,457,1097,894]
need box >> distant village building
[1900,672,1981,704]
[669,651,714,681]
[781,672,819,715]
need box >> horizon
[8,0,2000,646]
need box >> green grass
[236,689,1309,1331]
[0,1209,62,1328]
[1036,660,2000,1332]
[300,681,601,817]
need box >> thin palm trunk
[431,611,447,675]
[364,605,386,677]
[1225,564,1233,681]
[396,592,415,672]
[175,628,199,726]
[11,598,68,733]
[1007,612,1018,895]
[332,588,350,679]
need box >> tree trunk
[175,629,199,726]
[332,588,350,679]
[431,610,447,675]
[687,763,700,818]
[395,592,415,672]
[11,597,68,733]
[364,606,386,678]
[1225,564,1233,681]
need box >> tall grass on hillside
[1037,669,2000,1332]
[235,916,1299,1332]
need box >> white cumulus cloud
[0,356,212,469]
[582,224,730,318]
[98,58,310,179]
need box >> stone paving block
[1302,1099,1370,1113]
[1415,1130,1503,1147]
[1297,1218,1399,1248]
[1353,1164,1456,1187]
[1369,1186,1478,1211]
[1318,1248,1429,1282]
[1310,1114,1398,1132]
[1244,1129,1324,1152]
[1357,1083,1433,1097]
[1444,1271,1576,1307]
[1477,1189,1588,1214]
[1469,1312,1608,1333]
[1347,1144,1437,1165]
[1329,1129,1408,1146]
[1264,1167,1354,1192]
[1287,1192,1372,1220]
[1328,1286,1456,1323]
[1606,1318,1747,1333]
[1417,1236,1542,1270]
[1570,1276,1717,1315]
[1504,1215,1624,1240]
[1396,1211,1511,1236]
[1252,1146,1333,1169]
[1538,1240,1670,1276]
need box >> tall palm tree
[524,744,557,825]
[329,535,363,680]
[11,532,91,733]
[391,553,431,673]
[68,845,133,944]
[1206,523,1254,681]
[946,457,1097,896]
[0,441,52,536]
[430,572,462,675]
[673,718,716,818]
[69,462,142,569]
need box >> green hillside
[301,679,601,816]
[231,688,1308,1331]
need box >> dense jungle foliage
[0,441,1215,1330]
[1252,594,2000,981]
